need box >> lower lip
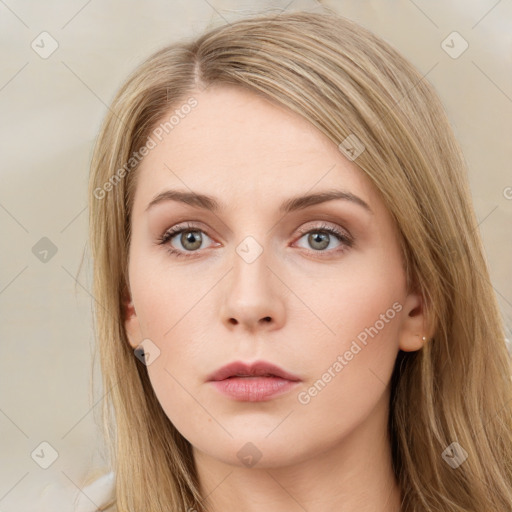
[209,376,300,401]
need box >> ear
[398,290,430,352]
[122,285,142,350]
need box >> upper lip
[207,360,301,382]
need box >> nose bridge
[220,233,285,330]
[231,234,272,305]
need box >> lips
[206,360,301,382]
[207,360,302,402]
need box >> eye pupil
[308,232,330,250]
[181,230,202,250]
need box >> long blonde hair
[88,10,512,512]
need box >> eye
[157,221,353,259]
[157,223,217,259]
[294,222,353,255]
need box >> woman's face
[124,84,425,469]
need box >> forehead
[132,84,378,214]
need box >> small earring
[422,336,428,342]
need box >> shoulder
[74,470,116,512]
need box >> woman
[88,10,512,512]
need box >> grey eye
[307,232,330,250]
[178,230,204,251]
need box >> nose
[220,243,286,333]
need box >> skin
[124,84,427,512]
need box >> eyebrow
[145,188,373,215]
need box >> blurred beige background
[1,0,511,510]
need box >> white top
[74,471,115,512]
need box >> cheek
[301,250,405,346]
[128,254,214,423]
[128,245,209,337]
[293,253,405,400]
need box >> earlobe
[122,288,141,349]
[398,292,430,352]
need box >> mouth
[206,360,301,402]
[206,360,301,382]
[209,375,300,401]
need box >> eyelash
[156,222,354,259]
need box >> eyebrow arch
[145,188,373,215]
